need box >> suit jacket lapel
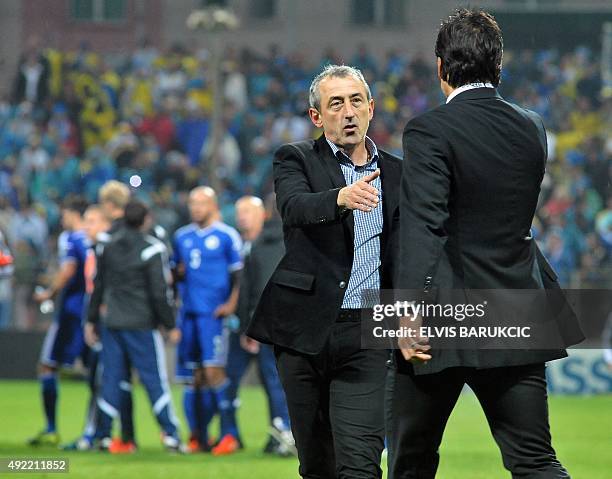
[315,134,346,189]
[315,135,355,243]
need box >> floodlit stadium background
[0,1,610,478]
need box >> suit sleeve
[274,144,344,227]
[145,249,175,329]
[523,109,548,172]
[398,116,452,291]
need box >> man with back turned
[389,9,583,478]
[86,199,183,452]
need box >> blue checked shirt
[327,136,382,308]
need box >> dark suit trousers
[387,355,569,479]
[275,319,387,479]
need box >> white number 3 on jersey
[189,249,202,269]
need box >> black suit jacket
[399,88,583,374]
[247,135,401,354]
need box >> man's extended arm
[34,262,77,302]
[274,143,381,228]
[273,144,344,227]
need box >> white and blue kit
[173,221,243,374]
[40,230,89,368]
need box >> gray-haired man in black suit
[248,65,402,478]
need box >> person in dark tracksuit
[94,180,138,451]
[87,181,172,453]
[86,200,183,452]
[228,194,295,456]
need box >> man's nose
[343,102,355,118]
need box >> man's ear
[308,107,323,128]
[437,57,443,80]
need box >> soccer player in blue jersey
[173,186,243,455]
[60,204,110,451]
[28,197,90,446]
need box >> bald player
[235,196,266,256]
[227,195,295,456]
[83,206,111,246]
[173,186,243,455]
[223,196,265,450]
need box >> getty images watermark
[360,289,608,350]
[371,299,532,340]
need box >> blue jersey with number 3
[173,221,243,315]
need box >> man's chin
[340,134,362,148]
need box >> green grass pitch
[0,380,610,478]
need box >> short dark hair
[62,196,89,217]
[124,199,149,229]
[435,9,503,88]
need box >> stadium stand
[0,42,609,329]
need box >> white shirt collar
[446,82,495,104]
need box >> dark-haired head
[124,199,149,229]
[62,196,89,217]
[435,9,503,89]
[61,196,88,231]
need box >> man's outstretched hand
[337,169,380,212]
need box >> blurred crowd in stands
[0,38,610,330]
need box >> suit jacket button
[339,281,347,289]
